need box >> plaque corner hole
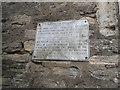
[39,24,41,26]
[85,57,88,59]
[84,20,87,23]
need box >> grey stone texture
[2,2,119,88]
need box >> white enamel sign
[33,19,89,61]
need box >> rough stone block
[96,2,118,37]
[89,55,118,83]
[25,30,36,40]
[89,55,118,65]
[3,54,29,63]
[11,14,32,26]
[24,40,35,52]
[90,39,118,55]
[2,42,23,54]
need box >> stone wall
[2,2,119,88]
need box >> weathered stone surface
[99,28,118,37]
[110,39,118,53]
[89,55,118,84]
[2,70,16,78]
[89,55,118,65]
[73,2,97,14]
[10,63,26,69]
[90,68,118,81]
[96,2,118,37]
[2,54,30,87]
[11,14,32,26]
[89,55,118,72]
[31,60,72,68]
[3,54,29,63]
[113,77,119,84]
[2,42,23,54]
[22,59,118,88]
[26,61,51,73]
[52,67,82,79]
[90,39,118,56]
[25,30,36,40]
[6,57,118,88]
[74,79,117,88]
[24,40,35,52]
[11,73,31,88]
[24,61,87,87]
[2,2,119,88]
[32,74,67,88]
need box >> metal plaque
[33,19,89,61]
